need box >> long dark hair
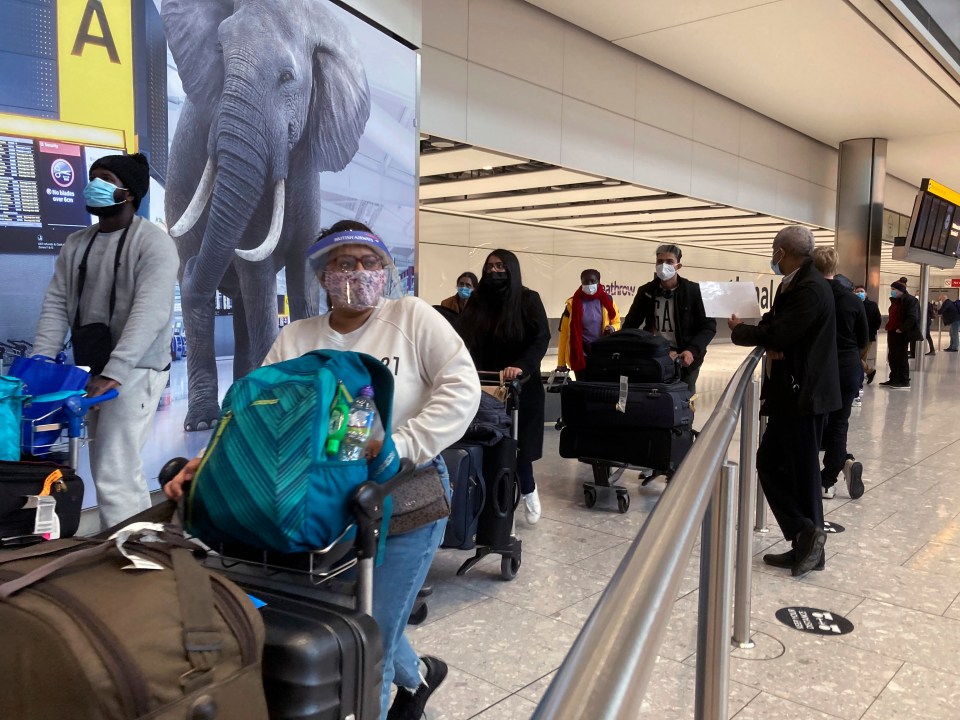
[458,248,526,347]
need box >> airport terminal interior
[4,0,960,718]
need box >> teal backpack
[0,376,26,461]
[186,350,401,554]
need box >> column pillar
[835,138,887,371]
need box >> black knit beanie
[90,153,150,207]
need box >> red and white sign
[951,278,960,288]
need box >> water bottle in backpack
[337,386,377,461]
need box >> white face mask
[655,263,677,282]
[581,283,598,296]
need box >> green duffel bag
[0,527,269,720]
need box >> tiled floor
[78,337,960,718]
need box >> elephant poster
[161,0,418,430]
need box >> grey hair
[773,225,815,257]
[655,244,682,261]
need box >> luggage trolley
[455,370,525,581]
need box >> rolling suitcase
[210,565,383,720]
[440,445,485,551]
[560,380,693,430]
[559,425,694,473]
[0,460,84,542]
[579,329,679,383]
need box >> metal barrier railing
[534,347,765,720]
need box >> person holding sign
[622,244,716,393]
[728,226,840,577]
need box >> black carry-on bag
[578,328,680,384]
[558,378,695,513]
[440,444,486,551]
[449,370,524,581]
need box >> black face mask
[485,272,509,290]
[86,203,126,218]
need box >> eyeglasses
[325,254,383,272]
[484,261,506,272]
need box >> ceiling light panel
[549,207,754,227]
[492,196,712,220]
[420,147,526,176]
[419,168,598,200]
[428,184,657,212]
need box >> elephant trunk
[186,104,269,296]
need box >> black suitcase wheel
[617,493,630,514]
[584,486,598,508]
[407,601,428,625]
[500,554,521,581]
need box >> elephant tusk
[170,158,216,238]
[235,180,285,262]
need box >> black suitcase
[0,460,84,541]
[475,436,518,549]
[210,562,383,720]
[559,425,694,474]
[580,328,679,383]
[560,380,693,430]
[440,445,485,551]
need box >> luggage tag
[109,522,167,571]
[22,496,57,536]
[616,375,629,414]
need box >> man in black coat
[939,294,960,352]
[728,226,840,577]
[881,281,923,388]
[622,244,717,393]
[854,283,882,384]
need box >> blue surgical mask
[856,291,866,301]
[83,177,126,208]
[581,283,598,295]
[770,249,784,276]
[890,289,899,299]
[457,286,472,299]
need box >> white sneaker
[852,396,862,407]
[821,485,836,499]
[522,489,541,525]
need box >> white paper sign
[699,281,763,319]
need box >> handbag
[71,225,130,376]
[480,370,509,404]
[387,464,450,536]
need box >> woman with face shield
[165,221,480,720]
[456,249,551,525]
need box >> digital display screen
[0,133,114,254]
[907,190,960,259]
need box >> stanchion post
[695,461,737,720]
[733,378,759,648]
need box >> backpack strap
[171,546,223,691]
[0,540,113,598]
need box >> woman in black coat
[457,249,550,525]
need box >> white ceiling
[417,0,960,276]
[524,0,960,192]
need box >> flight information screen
[0,133,113,253]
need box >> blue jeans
[373,455,449,720]
[950,320,960,351]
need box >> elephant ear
[162,0,233,117]
[307,9,371,173]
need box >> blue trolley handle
[65,389,119,439]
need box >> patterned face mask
[324,269,387,310]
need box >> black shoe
[866,369,876,384]
[926,351,936,356]
[844,456,864,499]
[792,527,827,577]
[879,380,895,387]
[387,656,448,720]
[763,548,824,571]
[946,348,958,352]
[892,382,911,389]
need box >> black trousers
[887,332,911,384]
[821,362,861,487]
[757,413,826,542]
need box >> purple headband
[306,230,393,269]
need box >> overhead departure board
[0,135,41,230]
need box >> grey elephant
[162,0,370,430]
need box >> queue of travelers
[31,171,946,719]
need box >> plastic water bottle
[337,386,377,461]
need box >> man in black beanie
[881,280,922,388]
[33,152,179,529]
